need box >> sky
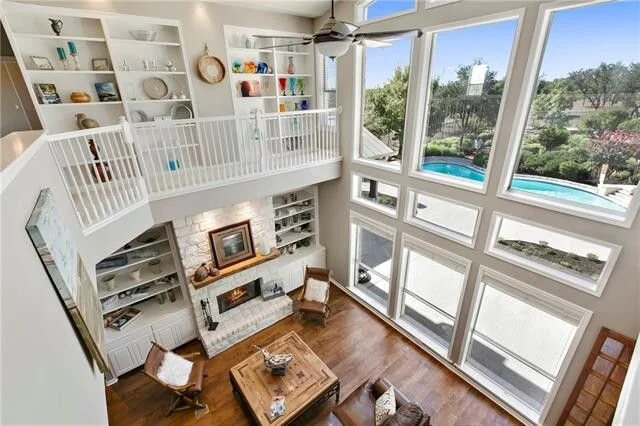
[364,0,640,88]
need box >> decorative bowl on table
[129,30,157,41]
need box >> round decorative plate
[198,55,226,84]
[170,104,193,120]
[142,77,169,100]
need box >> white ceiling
[215,0,332,18]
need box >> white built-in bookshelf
[2,2,197,133]
[224,25,319,116]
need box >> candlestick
[67,41,80,70]
[56,47,70,70]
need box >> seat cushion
[156,351,193,387]
[375,386,396,425]
[332,379,376,426]
[381,402,424,426]
[304,278,329,302]
[297,300,327,314]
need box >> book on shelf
[33,83,61,104]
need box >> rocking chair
[294,266,332,326]
[143,342,208,417]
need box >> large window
[322,56,336,109]
[405,189,481,247]
[486,213,621,296]
[462,268,591,422]
[415,16,519,190]
[350,212,395,312]
[352,174,399,217]
[359,37,412,170]
[503,1,640,223]
[398,235,470,357]
[357,0,416,23]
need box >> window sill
[409,169,487,194]
[396,317,449,359]
[404,215,475,248]
[351,198,398,219]
[352,157,402,174]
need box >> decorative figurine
[165,60,177,72]
[288,77,296,96]
[194,263,210,281]
[254,345,293,375]
[49,18,63,36]
[76,113,99,129]
[232,61,243,73]
[243,60,257,73]
[257,62,269,74]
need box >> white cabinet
[279,246,326,293]
[107,345,139,376]
[152,324,177,349]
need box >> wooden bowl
[70,91,91,103]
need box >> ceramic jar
[70,91,91,103]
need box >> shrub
[539,241,549,247]
[580,108,630,132]
[559,160,592,182]
[477,132,494,143]
[538,126,570,150]
[586,253,599,261]
[472,150,490,168]
[618,118,640,132]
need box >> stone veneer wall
[171,197,292,355]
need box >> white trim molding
[351,172,400,218]
[355,0,419,25]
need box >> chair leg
[166,395,182,416]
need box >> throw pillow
[303,278,329,303]
[156,351,193,387]
[381,402,424,426]
[375,386,396,426]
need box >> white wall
[22,0,313,117]
[315,1,640,424]
[1,136,108,425]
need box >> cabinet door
[153,324,177,350]
[130,334,154,365]
[173,315,197,347]
[107,345,138,376]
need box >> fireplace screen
[217,278,262,314]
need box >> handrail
[47,108,340,232]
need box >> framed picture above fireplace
[209,220,256,269]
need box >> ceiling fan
[253,0,423,59]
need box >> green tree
[567,62,627,109]
[363,66,409,155]
[619,63,640,117]
[531,81,576,127]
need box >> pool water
[422,163,625,212]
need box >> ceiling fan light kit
[253,0,423,59]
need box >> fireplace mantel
[190,248,279,289]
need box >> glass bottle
[287,56,295,74]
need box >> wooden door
[559,327,636,426]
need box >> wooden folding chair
[143,341,207,416]
[294,266,332,326]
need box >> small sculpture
[194,263,210,281]
[254,345,293,375]
[76,113,99,130]
[49,18,63,36]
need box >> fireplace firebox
[217,278,262,314]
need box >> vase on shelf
[288,77,296,96]
[287,56,295,74]
[67,41,80,70]
[278,77,287,96]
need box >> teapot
[49,18,63,36]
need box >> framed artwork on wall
[25,188,108,373]
[208,220,256,269]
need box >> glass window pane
[361,38,412,167]
[410,191,479,243]
[353,174,399,213]
[353,225,393,308]
[324,57,336,91]
[363,0,415,21]
[465,281,579,416]
[400,248,466,352]
[509,1,640,215]
[418,19,518,187]
[490,215,615,292]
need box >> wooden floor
[106,286,519,425]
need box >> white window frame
[459,266,592,424]
[497,0,640,228]
[354,36,417,174]
[408,10,525,194]
[396,233,472,359]
[485,212,622,297]
[351,173,400,218]
[349,210,397,314]
[404,187,482,248]
[355,0,418,25]
[425,0,461,10]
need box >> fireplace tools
[200,298,218,331]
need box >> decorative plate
[170,104,193,120]
[198,46,226,84]
[142,77,169,100]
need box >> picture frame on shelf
[208,220,256,269]
[91,58,110,71]
[33,83,61,104]
[94,82,119,102]
[30,55,54,70]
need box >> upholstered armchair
[293,266,332,326]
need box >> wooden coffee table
[229,331,340,425]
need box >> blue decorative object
[257,62,269,74]
[300,100,309,110]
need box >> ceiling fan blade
[358,39,392,48]
[354,29,423,42]
[252,35,313,40]
[271,41,313,49]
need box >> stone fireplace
[217,278,262,314]
[172,197,293,358]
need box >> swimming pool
[421,162,625,212]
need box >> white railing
[47,108,340,232]
[48,123,148,231]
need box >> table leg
[335,381,340,403]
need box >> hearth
[217,278,262,314]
